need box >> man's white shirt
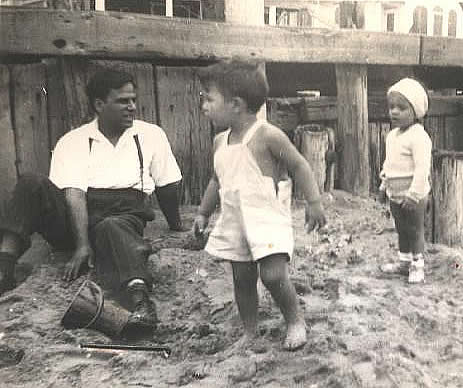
[49,119,182,194]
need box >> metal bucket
[61,280,130,338]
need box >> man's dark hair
[86,69,135,112]
[197,59,269,113]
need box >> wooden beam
[0,9,421,65]
[421,36,463,67]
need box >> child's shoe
[380,261,410,275]
[380,252,411,275]
[408,255,425,283]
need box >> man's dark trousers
[0,173,153,289]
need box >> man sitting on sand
[0,69,184,327]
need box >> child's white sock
[409,253,425,283]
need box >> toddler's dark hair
[197,59,269,113]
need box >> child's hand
[376,189,387,204]
[401,197,417,212]
[193,214,209,239]
[305,201,327,233]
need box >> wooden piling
[335,64,370,195]
[431,151,463,248]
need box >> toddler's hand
[305,201,327,233]
[401,197,417,212]
[376,189,387,204]
[193,214,209,239]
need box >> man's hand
[305,201,327,233]
[63,245,94,282]
[401,197,418,212]
[192,214,209,239]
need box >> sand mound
[1,191,463,387]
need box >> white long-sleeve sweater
[380,123,432,203]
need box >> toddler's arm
[408,131,432,203]
[266,127,326,232]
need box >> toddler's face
[387,92,415,130]
[200,84,233,131]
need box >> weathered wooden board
[425,116,446,150]
[0,9,421,65]
[0,65,18,202]
[421,35,463,67]
[11,63,50,177]
[267,98,302,140]
[156,66,213,205]
[432,155,463,248]
[43,58,70,151]
[299,127,329,194]
[60,57,93,130]
[444,115,463,152]
[335,64,370,195]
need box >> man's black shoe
[127,282,158,328]
[128,298,158,328]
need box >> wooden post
[297,125,329,195]
[431,152,463,248]
[335,64,370,195]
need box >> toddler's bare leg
[260,253,306,351]
[231,261,259,342]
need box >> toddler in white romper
[206,120,294,262]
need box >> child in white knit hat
[379,77,432,283]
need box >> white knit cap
[387,78,428,119]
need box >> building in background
[1,0,462,38]
[263,1,463,38]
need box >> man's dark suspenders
[88,135,144,193]
[133,135,144,193]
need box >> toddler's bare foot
[283,319,307,351]
[225,333,258,357]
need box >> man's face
[96,82,136,132]
[200,84,233,131]
[387,92,415,130]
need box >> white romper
[205,120,294,262]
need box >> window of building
[106,0,202,19]
[299,9,312,27]
[410,6,427,34]
[386,12,394,32]
[433,6,443,36]
[276,8,299,26]
[449,10,457,37]
[106,0,152,14]
[264,6,269,25]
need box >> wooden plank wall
[0,58,212,206]
[0,66,18,201]
[12,63,49,177]
[269,95,463,193]
[156,66,213,205]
